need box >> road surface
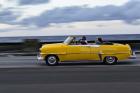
[0,55,140,93]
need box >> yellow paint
[39,42,132,62]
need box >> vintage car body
[38,36,136,66]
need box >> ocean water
[0,34,139,43]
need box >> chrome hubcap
[106,56,115,63]
[48,56,57,64]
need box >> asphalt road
[0,55,140,93]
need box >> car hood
[42,43,65,47]
[40,43,66,50]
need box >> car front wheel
[45,55,58,66]
[103,56,117,65]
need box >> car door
[90,45,101,60]
[66,45,91,61]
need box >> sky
[0,0,140,36]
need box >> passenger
[80,36,88,45]
[95,37,103,44]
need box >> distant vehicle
[38,36,136,66]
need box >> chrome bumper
[129,52,136,59]
[37,54,43,60]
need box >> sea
[0,34,139,43]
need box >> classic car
[38,36,136,66]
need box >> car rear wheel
[103,56,117,65]
[45,55,58,66]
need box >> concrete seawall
[0,39,140,54]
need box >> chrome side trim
[40,53,66,55]
[40,52,130,55]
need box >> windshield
[63,36,74,44]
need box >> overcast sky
[0,0,140,36]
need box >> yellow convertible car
[38,36,136,66]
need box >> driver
[70,37,76,45]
